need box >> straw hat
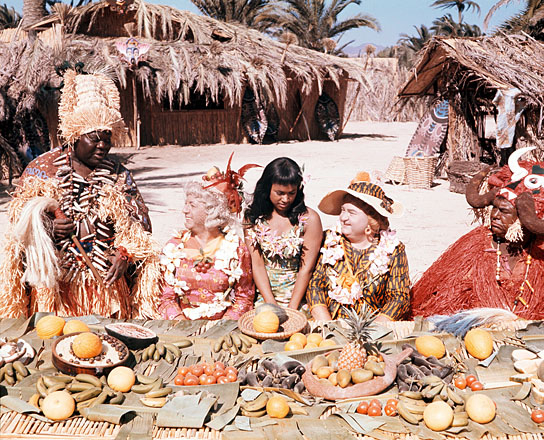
[58,70,124,145]
[318,173,404,218]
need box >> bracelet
[117,246,133,262]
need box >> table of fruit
[0,306,543,440]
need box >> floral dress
[159,229,255,320]
[246,214,307,306]
[306,225,410,320]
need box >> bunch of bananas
[213,332,257,356]
[0,361,33,385]
[132,374,172,408]
[136,339,192,364]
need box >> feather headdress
[428,308,518,337]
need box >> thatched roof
[0,0,367,111]
[398,35,544,109]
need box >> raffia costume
[0,70,161,318]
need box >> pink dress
[159,230,255,320]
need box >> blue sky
[7,0,523,48]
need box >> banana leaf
[296,418,354,440]
[200,320,238,339]
[263,420,304,439]
[80,404,135,424]
[206,403,240,431]
[332,413,385,435]
[172,380,239,408]
[404,423,447,440]
[235,415,252,431]
[155,393,217,428]
[0,317,32,339]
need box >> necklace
[492,238,534,308]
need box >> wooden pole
[340,82,362,134]
[132,73,140,149]
[289,98,306,134]
[71,236,106,289]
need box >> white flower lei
[321,224,400,305]
[160,228,243,319]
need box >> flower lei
[247,216,306,260]
[321,224,400,305]
[159,228,243,319]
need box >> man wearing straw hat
[306,173,410,322]
[0,69,161,319]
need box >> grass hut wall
[398,35,544,163]
[1,0,366,149]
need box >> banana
[136,374,157,385]
[424,383,444,400]
[29,393,41,409]
[440,383,449,401]
[240,392,268,412]
[239,334,257,345]
[103,385,116,397]
[229,345,239,355]
[100,375,108,386]
[140,397,167,408]
[224,334,233,348]
[156,342,166,357]
[400,391,423,400]
[173,339,193,348]
[146,344,156,359]
[0,367,5,382]
[213,338,224,353]
[163,343,181,357]
[89,390,109,408]
[151,378,163,390]
[231,333,242,349]
[73,387,102,403]
[241,408,267,417]
[153,350,161,362]
[400,401,427,414]
[288,402,308,415]
[16,372,25,382]
[142,349,149,362]
[399,396,427,406]
[66,382,95,392]
[397,401,424,424]
[75,374,103,388]
[239,344,249,354]
[145,387,172,398]
[43,375,67,388]
[131,383,156,394]
[109,392,125,405]
[421,375,443,385]
[5,363,14,377]
[451,412,469,427]
[46,383,66,394]
[12,361,28,377]
[446,386,465,405]
[36,377,48,398]
[5,374,15,385]
[164,351,175,364]
[77,397,98,412]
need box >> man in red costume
[411,147,544,320]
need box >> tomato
[470,381,484,391]
[213,369,226,379]
[199,374,209,385]
[386,398,398,409]
[369,399,382,409]
[356,401,369,415]
[368,405,382,416]
[226,372,238,383]
[174,376,184,385]
[184,374,199,386]
[178,366,190,376]
[465,375,477,387]
[454,375,467,390]
[217,376,229,384]
[204,375,216,385]
[214,361,226,370]
[189,364,204,377]
[384,404,398,417]
[531,409,544,424]
[203,364,214,375]
[225,366,238,376]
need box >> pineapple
[337,305,377,371]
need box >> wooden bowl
[105,322,157,350]
[238,308,308,341]
[52,332,129,376]
[302,347,413,400]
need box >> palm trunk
[22,0,46,29]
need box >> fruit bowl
[302,347,413,400]
[52,332,129,376]
[104,322,158,350]
[238,308,307,341]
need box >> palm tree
[431,0,481,24]
[258,0,380,54]
[0,4,21,29]
[190,0,270,26]
[483,0,544,37]
[431,12,482,35]
[21,0,47,28]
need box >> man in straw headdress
[0,69,160,318]
[306,173,410,322]
[411,147,544,320]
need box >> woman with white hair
[159,179,255,320]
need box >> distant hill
[343,43,386,57]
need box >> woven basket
[385,156,406,185]
[239,308,308,341]
[403,155,438,189]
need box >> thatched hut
[398,35,544,165]
[0,0,368,151]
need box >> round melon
[41,391,75,421]
[423,401,454,431]
[464,328,493,360]
[466,394,496,424]
[36,315,65,339]
[415,335,446,358]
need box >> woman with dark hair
[244,157,322,309]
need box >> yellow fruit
[305,342,319,349]
[253,311,280,333]
[415,335,446,359]
[319,339,336,348]
[36,315,65,339]
[107,366,135,392]
[465,329,494,360]
[285,341,304,351]
[63,320,90,335]
[306,333,323,346]
[266,396,290,418]
[41,391,75,421]
[290,333,307,347]
[423,400,454,431]
[466,394,496,424]
[72,332,103,359]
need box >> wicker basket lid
[238,308,308,341]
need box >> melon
[423,401,454,431]
[464,328,493,360]
[415,335,446,358]
[466,394,496,424]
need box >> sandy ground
[0,121,476,281]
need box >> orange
[284,341,303,351]
[107,366,136,392]
[319,339,337,348]
[289,333,307,347]
[306,333,323,346]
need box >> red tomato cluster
[454,374,484,391]
[173,361,238,386]
[356,398,398,417]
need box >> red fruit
[204,375,216,385]
[384,404,398,417]
[368,405,382,417]
[184,374,199,386]
[470,381,484,391]
[204,364,215,375]
[386,398,398,409]
[454,375,467,390]
[174,376,184,385]
[217,376,229,384]
[356,401,369,415]
[214,361,226,370]
[225,366,238,376]
[531,409,544,424]
[178,367,190,376]
[189,365,204,377]
[369,399,382,409]
[465,375,477,387]
[213,369,226,379]
[199,374,208,385]
[226,372,238,382]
